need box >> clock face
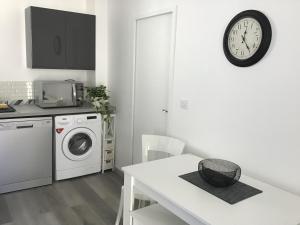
[228,17,262,60]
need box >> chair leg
[115,186,124,225]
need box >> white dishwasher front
[0,117,52,194]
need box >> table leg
[123,173,135,225]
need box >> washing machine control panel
[55,114,100,127]
[75,114,100,125]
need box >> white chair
[115,135,185,225]
[141,135,185,163]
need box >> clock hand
[241,35,251,53]
[245,42,251,53]
[244,26,248,36]
[243,26,251,53]
[241,34,245,43]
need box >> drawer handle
[17,125,33,129]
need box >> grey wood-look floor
[0,172,123,225]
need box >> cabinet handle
[53,35,62,55]
[17,125,34,129]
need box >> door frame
[130,7,178,164]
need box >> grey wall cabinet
[25,7,95,70]
[66,12,95,70]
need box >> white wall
[86,0,108,86]
[0,0,106,86]
[94,0,108,86]
[108,0,300,196]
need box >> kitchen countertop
[0,103,96,119]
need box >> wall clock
[223,10,272,67]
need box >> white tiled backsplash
[0,81,33,104]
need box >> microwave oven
[34,80,84,108]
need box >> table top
[123,154,300,225]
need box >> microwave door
[42,83,74,107]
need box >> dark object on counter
[0,105,16,113]
[13,100,23,105]
[26,99,34,104]
[198,159,241,187]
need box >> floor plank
[84,173,122,212]
[5,191,38,225]
[52,207,83,225]
[0,196,12,224]
[53,179,87,207]
[72,204,106,225]
[34,212,61,225]
[1,172,123,225]
[71,178,117,225]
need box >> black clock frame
[223,10,272,67]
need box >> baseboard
[0,177,52,194]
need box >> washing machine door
[62,127,96,161]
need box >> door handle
[72,83,77,105]
[162,109,168,113]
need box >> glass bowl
[198,159,241,187]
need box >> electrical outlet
[180,99,189,110]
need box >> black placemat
[179,171,262,205]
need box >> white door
[132,11,176,164]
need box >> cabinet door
[66,13,95,70]
[29,7,66,69]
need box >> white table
[122,154,300,225]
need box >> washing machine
[55,113,101,180]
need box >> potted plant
[86,85,115,125]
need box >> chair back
[141,135,185,162]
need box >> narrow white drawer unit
[103,139,114,150]
[101,114,116,173]
[103,159,114,171]
[104,149,114,160]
